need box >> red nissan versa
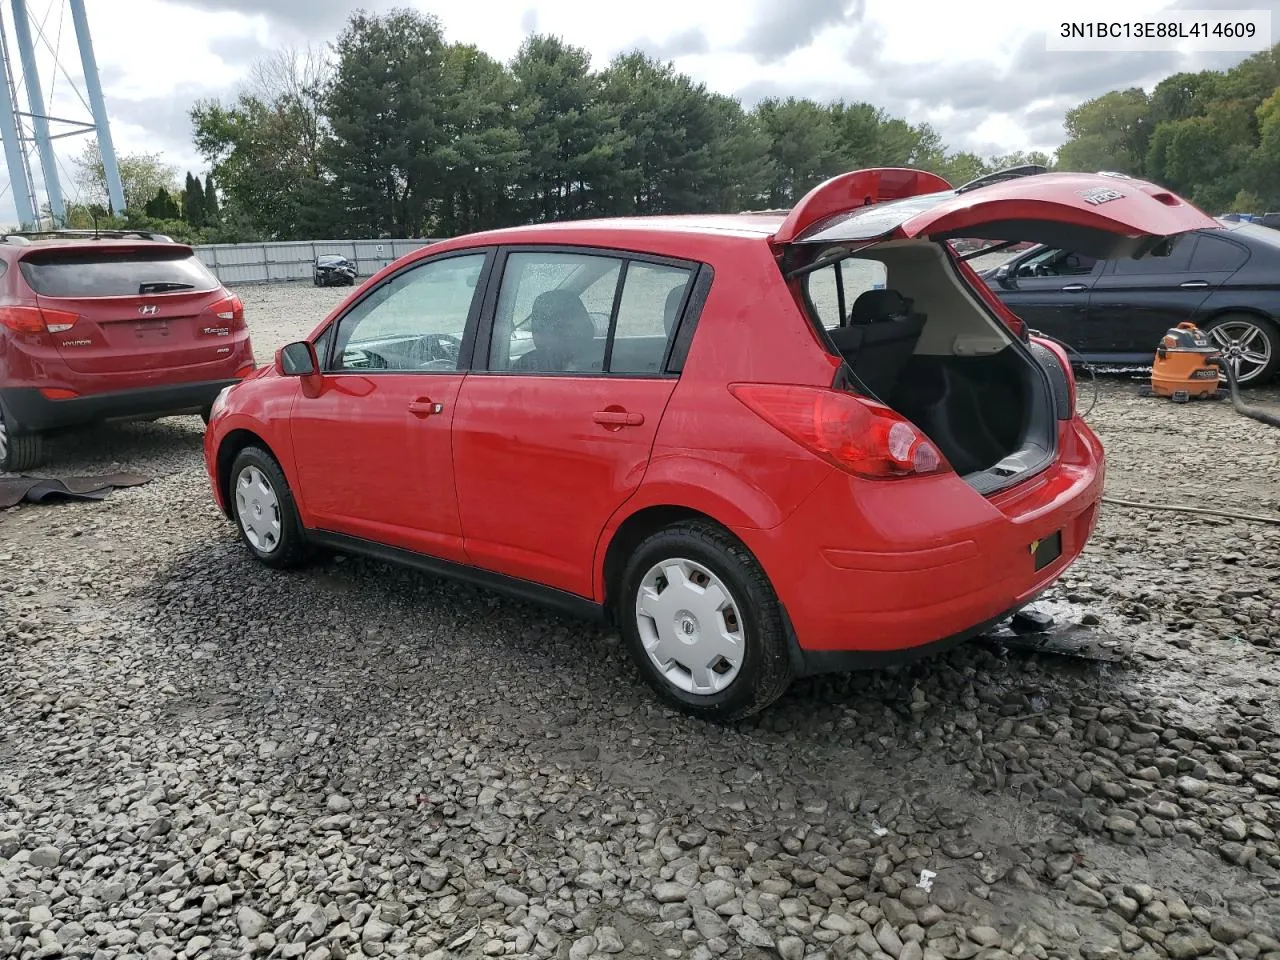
[0,231,255,472]
[203,167,1217,719]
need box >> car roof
[446,212,788,246]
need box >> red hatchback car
[204,167,1217,719]
[0,230,255,472]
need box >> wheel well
[216,429,273,517]
[600,505,729,623]
[1201,307,1278,331]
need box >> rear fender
[591,455,828,601]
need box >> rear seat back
[826,288,926,401]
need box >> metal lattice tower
[0,0,124,229]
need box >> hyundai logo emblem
[138,304,158,315]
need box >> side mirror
[278,340,318,376]
[995,263,1017,290]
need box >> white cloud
[0,0,1264,226]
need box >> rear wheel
[0,407,43,473]
[228,445,312,569]
[1204,314,1280,386]
[618,521,793,721]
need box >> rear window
[19,248,220,298]
[805,257,888,330]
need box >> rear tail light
[209,293,246,330]
[0,304,80,335]
[234,363,256,379]
[729,383,948,479]
[39,387,78,400]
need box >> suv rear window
[19,248,220,298]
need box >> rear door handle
[1180,280,1210,288]
[1061,283,1088,292]
[408,398,443,417]
[593,410,645,426]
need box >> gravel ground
[3,279,1280,960]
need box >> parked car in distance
[0,230,256,473]
[204,167,1216,719]
[976,217,1280,384]
[314,254,357,287]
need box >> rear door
[18,244,237,374]
[452,246,696,598]
[990,246,1104,344]
[1082,230,1250,354]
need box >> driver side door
[289,250,492,563]
[992,247,1101,345]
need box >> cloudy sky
[3,0,1271,224]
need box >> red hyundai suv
[0,230,255,472]
[203,167,1217,719]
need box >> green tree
[73,141,179,215]
[324,9,451,236]
[144,188,181,220]
[753,97,843,207]
[1055,88,1151,174]
[509,34,628,221]
[182,172,206,227]
[204,174,220,225]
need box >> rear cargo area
[803,240,1060,492]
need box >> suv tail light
[0,304,80,335]
[730,383,948,479]
[209,293,245,330]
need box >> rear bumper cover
[0,380,237,433]
[735,417,1105,667]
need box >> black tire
[0,406,43,473]
[199,405,213,426]
[227,445,312,569]
[617,520,794,721]
[1202,313,1280,386]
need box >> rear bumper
[0,380,237,433]
[735,416,1105,668]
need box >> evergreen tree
[204,174,220,224]
[183,172,206,227]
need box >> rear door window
[1108,234,1195,275]
[20,248,221,298]
[1188,234,1248,273]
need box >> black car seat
[511,290,601,372]
[825,288,927,400]
[663,285,686,338]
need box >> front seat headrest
[848,288,915,325]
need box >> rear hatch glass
[19,247,220,297]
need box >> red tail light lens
[39,388,78,400]
[730,383,948,479]
[0,304,80,334]
[209,294,246,329]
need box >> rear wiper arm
[138,280,194,293]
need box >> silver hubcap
[0,418,8,467]
[1210,320,1271,384]
[235,465,282,553]
[636,557,745,696]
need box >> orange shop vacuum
[1146,321,1221,402]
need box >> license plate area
[1032,530,1063,571]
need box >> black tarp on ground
[0,473,150,509]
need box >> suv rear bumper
[0,380,237,433]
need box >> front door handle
[408,398,443,417]
[1061,283,1088,292]
[593,409,645,427]
[1180,280,1210,288]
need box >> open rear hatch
[775,167,1218,493]
[18,244,244,375]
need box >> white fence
[192,238,444,286]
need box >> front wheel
[1204,314,1280,386]
[228,445,312,569]
[0,406,43,473]
[618,521,794,721]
